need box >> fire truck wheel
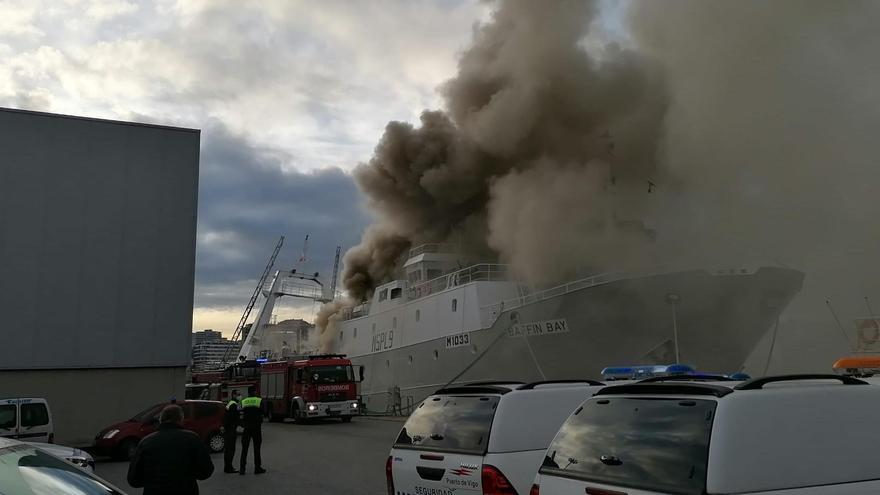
[341,416,352,423]
[207,431,225,453]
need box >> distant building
[192,329,223,346]
[253,318,317,359]
[191,330,239,370]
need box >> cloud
[193,121,371,314]
[0,0,487,171]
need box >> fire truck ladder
[222,236,284,363]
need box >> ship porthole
[408,355,413,364]
[470,344,478,355]
[433,350,439,360]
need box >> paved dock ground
[96,417,404,495]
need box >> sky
[0,0,495,334]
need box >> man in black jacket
[127,404,214,495]
[223,390,241,473]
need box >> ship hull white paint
[338,267,804,413]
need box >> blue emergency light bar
[255,358,269,363]
[601,364,695,381]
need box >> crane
[329,245,341,299]
[222,236,284,363]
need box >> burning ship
[335,243,803,412]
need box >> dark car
[94,400,226,460]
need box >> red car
[94,400,226,460]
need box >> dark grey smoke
[341,0,667,300]
[627,0,880,371]
[330,0,880,372]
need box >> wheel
[341,416,352,423]
[207,431,225,453]
[116,438,139,461]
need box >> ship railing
[407,263,509,300]
[407,243,459,258]
[481,272,628,322]
[340,304,369,321]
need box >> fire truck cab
[261,354,363,423]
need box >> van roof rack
[434,386,513,396]
[734,374,869,390]
[465,380,525,386]
[594,383,734,398]
[518,379,605,390]
[639,374,737,383]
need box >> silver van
[387,380,606,495]
[533,374,880,495]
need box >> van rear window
[541,398,716,495]
[395,395,499,454]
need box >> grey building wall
[0,368,187,446]
[0,108,199,369]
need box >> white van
[533,374,880,495]
[387,380,606,495]
[0,398,54,443]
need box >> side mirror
[359,365,365,382]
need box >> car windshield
[308,365,353,383]
[0,444,123,495]
[130,404,164,423]
[395,395,499,454]
[542,397,717,495]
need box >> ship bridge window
[427,269,442,280]
[390,288,402,299]
[452,299,458,312]
[378,289,388,302]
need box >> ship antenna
[826,299,855,351]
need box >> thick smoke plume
[341,0,666,301]
[316,297,353,353]
[323,0,880,371]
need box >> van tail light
[482,464,518,494]
[529,484,540,495]
[385,456,394,495]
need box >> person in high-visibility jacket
[239,386,266,475]
[222,390,241,473]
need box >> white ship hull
[337,267,804,413]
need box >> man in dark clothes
[239,385,266,475]
[128,404,214,495]
[223,390,241,473]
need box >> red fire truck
[188,360,261,402]
[260,354,363,423]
